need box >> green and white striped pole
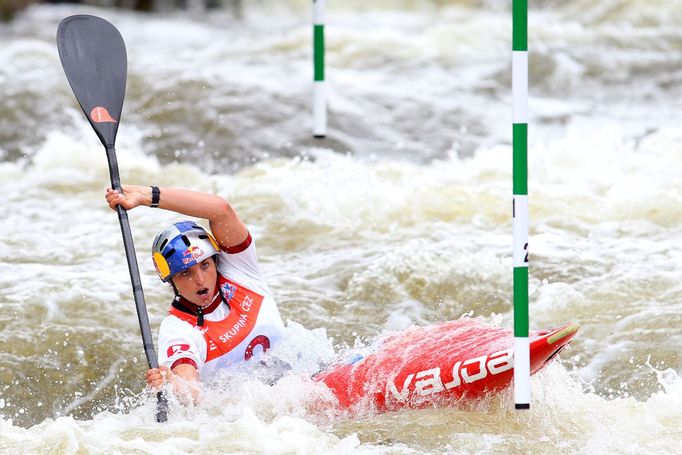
[512,0,530,410]
[313,0,326,138]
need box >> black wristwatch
[150,186,160,208]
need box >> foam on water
[2,355,679,454]
[1,121,680,449]
[1,0,681,452]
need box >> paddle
[57,15,168,423]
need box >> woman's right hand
[145,365,173,391]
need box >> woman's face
[172,258,218,307]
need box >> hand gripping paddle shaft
[57,15,167,423]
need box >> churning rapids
[1,1,681,453]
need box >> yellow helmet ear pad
[153,251,171,281]
[207,233,220,252]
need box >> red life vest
[168,275,271,362]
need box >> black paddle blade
[57,15,127,148]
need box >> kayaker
[105,185,285,403]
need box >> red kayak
[314,318,579,413]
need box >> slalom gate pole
[512,0,530,410]
[313,0,326,138]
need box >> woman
[105,185,285,403]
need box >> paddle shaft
[105,145,157,369]
[105,145,168,421]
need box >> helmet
[152,220,220,282]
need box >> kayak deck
[315,319,579,413]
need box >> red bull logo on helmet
[182,245,205,265]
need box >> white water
[1,1,681,453]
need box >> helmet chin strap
[194,291,221,326]
[170,276,223,327]
[196,305,204,327]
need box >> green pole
[512,0,530,410]
[313,0,326,138]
